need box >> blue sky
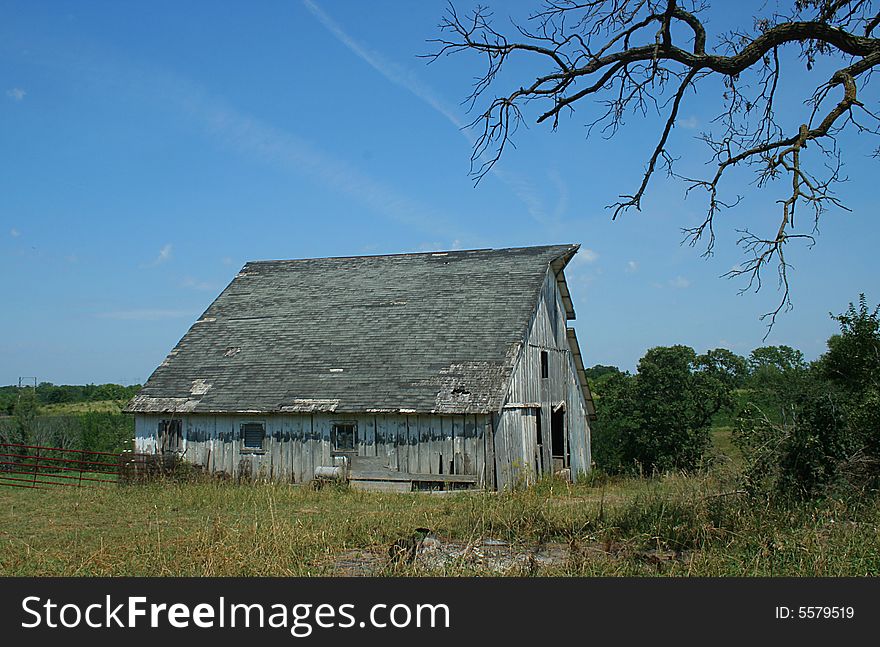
[1,0,877,385]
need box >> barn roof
[125,244,580,415]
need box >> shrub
[735,295,880,500]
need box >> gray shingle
[125,244,579,415]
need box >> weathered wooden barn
[125,244,595,490]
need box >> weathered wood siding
[493,267,592,489]
[134,412,489,485]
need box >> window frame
[239,421,267,454]
[331,421,358,454]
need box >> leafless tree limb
[428,0,880,331]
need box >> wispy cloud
[197,101,455,235]
[144,243,172,267]
[548,168,569,221]
[571,248,599,265]
[417,239,464,252]
[24,31,459,239]
[95,309,195,321]
[10,228,20,238]
[303,0,562,227]
[6,88,26,101]
[567,269,601,289]
[680,116,699,130]
[303,0,463,127]
[626,260,639,273]
[180,276,217,291]
[651,275,692,289]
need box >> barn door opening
[158,419,182,454]
[534,408,544,475]
[550,405,567,471]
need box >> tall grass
[1,471,876,576]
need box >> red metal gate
[0,443,122,489]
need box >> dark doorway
[535,408,544,474]
[550,407,567,468]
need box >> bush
[734,295,880,500]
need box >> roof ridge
[243,243,578,265]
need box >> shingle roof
[125,244,579,415]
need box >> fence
[0,443,172,489]
[0,443,125,489]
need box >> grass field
[39,400,127,415]
[1,462,877,576]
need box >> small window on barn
[541,350,549,379]
[332,423,357,453]
[240,422,266,451]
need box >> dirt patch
[332,532,692,575]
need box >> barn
[125,244,595,490]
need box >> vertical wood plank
[452,416,464,475]
[463,415,476,475]
[475,416,486,486]
[396,417,408,473]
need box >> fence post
[32,447,40,488]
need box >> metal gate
[0,443,122,489]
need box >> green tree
[11,388,40,445]
[819,294,880,473]
[77,412,134,454]
[742,345,810,424]
[592,372,640,473]
[699,348,748,389]
[594,345,738,474]
[584,364,624,399]
[819,294,880,392]
[584,365,621,380]
[748,345,807,376]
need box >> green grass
[1,471,877,576]
[40,400,127,415]
[709,426,741,467]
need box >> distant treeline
[587,294,880,502]
[0,411,135,454]
[0,383,141,415]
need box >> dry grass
[1,471,877,577]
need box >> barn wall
[493,267,592,489]
[134,412,489,485]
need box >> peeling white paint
[190,379,211,396]
[280,398,341,413]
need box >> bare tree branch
[429,0,880,329]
